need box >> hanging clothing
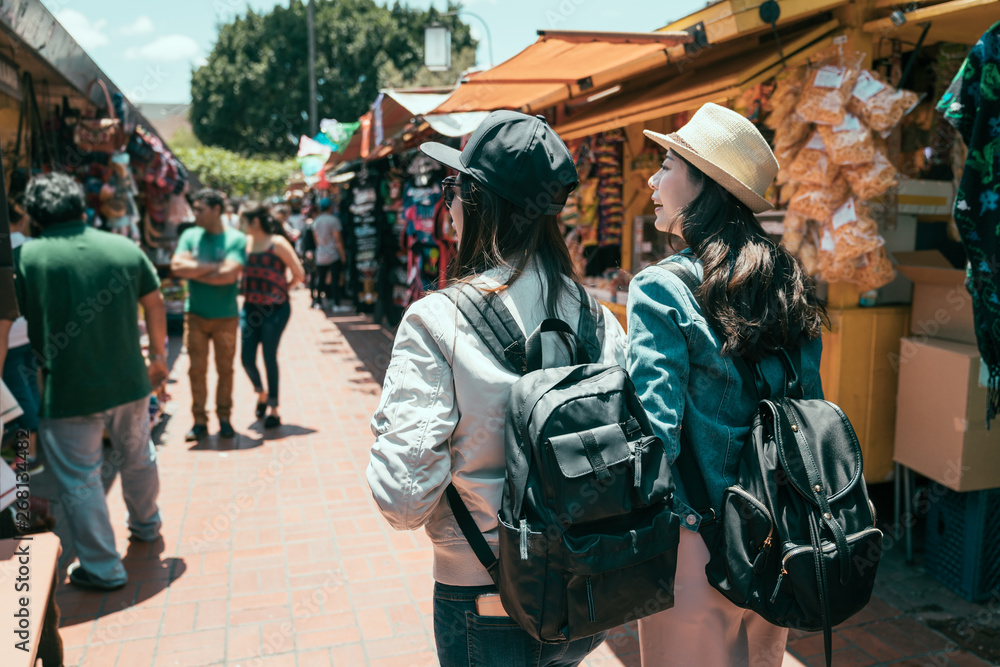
[937,21,1000,425]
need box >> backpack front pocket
[561,505,679,639]
[546,425,670,525]
[709,485,777,607]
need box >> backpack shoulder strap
[446,484,499,585]
[443,282,528,375]
[574,282,605,364]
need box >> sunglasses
[442,176,459,207]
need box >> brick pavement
[47,287,995,666]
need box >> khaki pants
[185,313,238,425]
[638,529,788,667]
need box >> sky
[40,0,709,105]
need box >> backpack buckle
[698,507,718,526]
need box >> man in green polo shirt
[170,189,245,440]
[14,173,166,591]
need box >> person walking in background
[3,200,42,471]
[627,104,826,666]
[14,173,166,591]
[239,202,305,429]
[170,189,245,441]
[221,202,240,229]
[300,217,321,308]
[312,197,346,311]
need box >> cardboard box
[894,337,1000,492]
[893,250,975,345]
[896,179,954,215]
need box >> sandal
[264,415,281,429]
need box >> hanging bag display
[74,78,124,153]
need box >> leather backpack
[663,262,883,667]
[443,282,680,643]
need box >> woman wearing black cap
[366,110,626,665]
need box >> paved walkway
[45,288,995,666]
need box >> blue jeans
[3,343,40,431]
[240,301,291,407]
[40,396,162,585]
[433,583,608,667]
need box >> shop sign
[0,55,21,101]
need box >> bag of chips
[847,70,920,133]
[853,247,896,291]
[817,114,875,165]
[788,174,850,221]
[781,210,808,254]
[796,61,859,125]
[841,150,898,200]
[779,181,800,205]
[788,133,840,185]
[765,68,806,129]
[798,235,819,276]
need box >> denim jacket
[626,249,823,532]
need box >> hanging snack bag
[795,59,858,125]
[841,150,898,200]
[788,173,850,221]
[787,132,839,185]
[779,181,800,205]
[831,198,884,259]
[765,67,806,129]
[798,235,820,276]
[816,113,875,165]
[847,70,920,133]
[781,210,808,254]
[854,247,896,292]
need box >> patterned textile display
[937,21,1000,426]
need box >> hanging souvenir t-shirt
[936,20,1000,425]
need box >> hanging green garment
[937,21,1000,426]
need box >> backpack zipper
[519,518,530,560]
[727,486,776,556]
[586,576,596,623]
[630,441,642,488]
[769,526,883,604]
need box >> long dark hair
[241,201,291,242]
[449,177,577,319]
[675,156,827,362]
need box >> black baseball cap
[420,110,579,216]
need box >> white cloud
[54,9,108,50]
[120,16,154,36]
[125,35,201,63]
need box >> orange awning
[864,0,1000,46]
[555,20,840,140]
[431,30,693,114]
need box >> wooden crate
[820,305,911,484]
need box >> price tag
[833,114,862,132]
[852,71,886,101]
[831,199,857,229]
[806,132,826,151]
[814,66,846,89]
[821,230,836,252]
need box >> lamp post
[307,0,318,136]
[424,9,494,72]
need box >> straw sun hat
[643,103,778,213]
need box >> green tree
[190,0,476,157]
[174,146,298,198]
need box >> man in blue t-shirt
[170,189,245,440]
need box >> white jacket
[367,262,627,586]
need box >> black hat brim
[419,142,469,175]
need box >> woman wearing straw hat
[367,110,625,666]
[626,103,827,666]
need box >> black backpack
[443,282,680,643]
[663,263,883,667]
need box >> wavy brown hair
[449,177,578,319]
[675,156,827,362]
[240,201,291,243]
